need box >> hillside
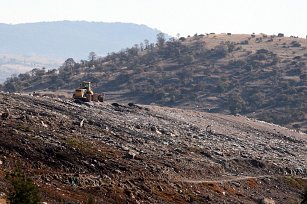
[0,92,306,203]
[0,21,164,59]
[1,34,307,133]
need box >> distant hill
[0,21,166,59]
[0,21,166,82]
[2,33,307,132]
[0,54,61,83]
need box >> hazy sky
[0,0,306,37]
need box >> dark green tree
[7,167,41,204]
[302,188,307,204]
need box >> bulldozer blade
[92,94,104,102]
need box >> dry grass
[224,184,238,195]
[283,176,307,189]
[247,178,258,188]
[207,183,225,194]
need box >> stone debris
[260,197,276,204]
[1,108,10,120]
[79,119,85,127]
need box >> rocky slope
[0,92,306,203]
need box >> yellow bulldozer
[73,81,104,102]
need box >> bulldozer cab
[80,82,91,90]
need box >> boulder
[260,198,275,204]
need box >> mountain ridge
[0,21,166,59]
[0,21,167,82]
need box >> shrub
[210,45,228,58]
[277,33,284,37]
[228,92,246,114]
[240,40,249,45]
[302,188,307,204]
[300,74,307,80]
[7,167,41,204]
[178,54,194,65]
[87,196,97,204]
[291,41,301,47]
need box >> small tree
[63,58,76,67]
[228,92,246,115]
[156,32,166,47]
[7,167,41,204]
[139,42,144,51]
[144,39,149,49]
[88,52,97,61]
